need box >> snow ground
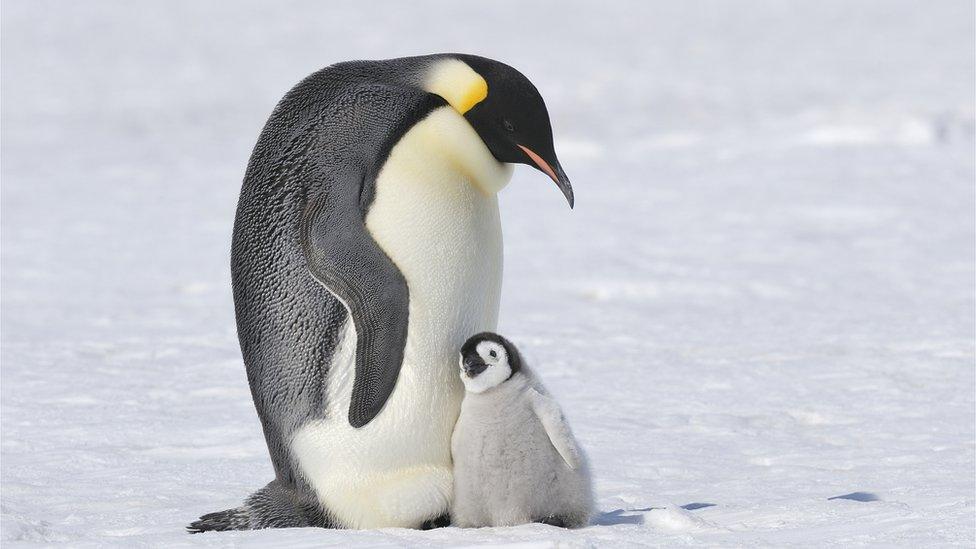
[2,0,974,546]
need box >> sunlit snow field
[2,1,974,546]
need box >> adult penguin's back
[231,59,442,482]
[190,54,573,532]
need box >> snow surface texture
[2,0,974,546]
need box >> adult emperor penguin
[188,54,573,532]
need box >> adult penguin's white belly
[290,105,513,529]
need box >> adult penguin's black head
[446,54,574,208]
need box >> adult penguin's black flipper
[300,180,409,428]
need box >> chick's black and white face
[459,335,516,393]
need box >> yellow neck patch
[423,59,488,114]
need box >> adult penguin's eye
[502,119,515,132]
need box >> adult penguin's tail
[186,507,251,533]
[187,480,332,533]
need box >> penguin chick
[451,332,593,528]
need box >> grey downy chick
[451,332,593,528]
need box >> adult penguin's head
[423,54,574,208]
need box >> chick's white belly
[290,142,506,528]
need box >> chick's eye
[489,350,497,358]
[502,119,515,132]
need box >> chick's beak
[462,358,488,378]
[517,144,574,209]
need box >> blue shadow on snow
[828,492,880,502]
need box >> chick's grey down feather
[451,366,594,528]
